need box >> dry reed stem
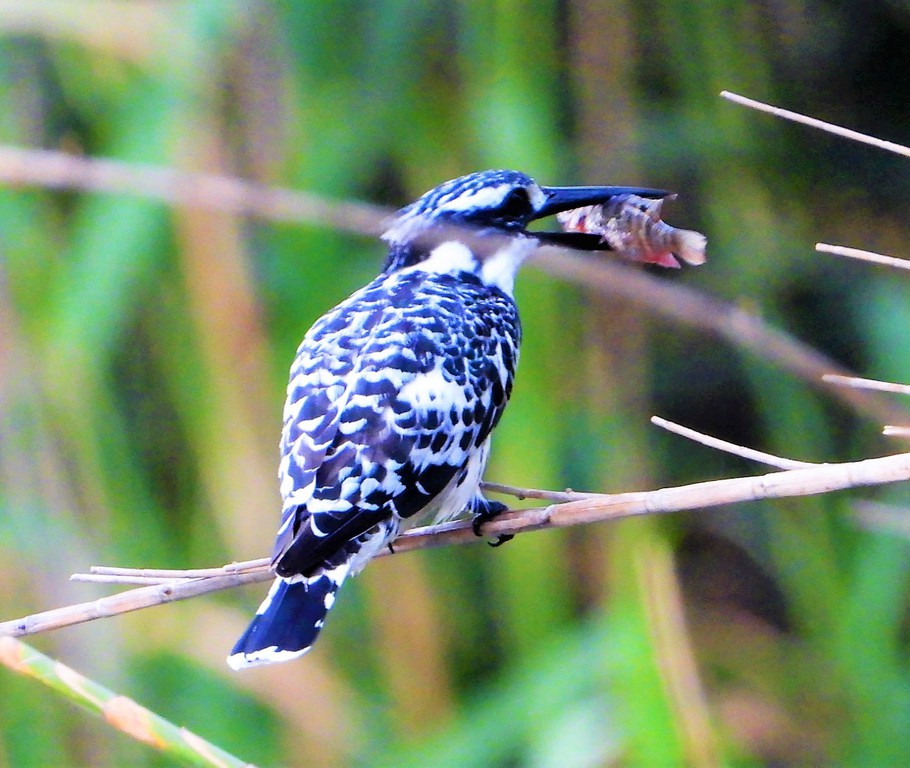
[816,244,910,271]
[650,416,820,470]
[0,637,256,767]
[720,91,910,158]
[823,375,910,396]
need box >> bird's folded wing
[271,358,500,577]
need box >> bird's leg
[468,494,512,547]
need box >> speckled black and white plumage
[228,169,668,668]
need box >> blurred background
[3,1,910,766]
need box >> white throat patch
[409,237,535,294]
[415,241,477,275]
[479,237,537,294]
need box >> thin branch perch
[4,452,910,640]
[650,416,820,469]
[84,559,271,580]
[481,480,599,502]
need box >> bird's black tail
[227,572,343,669]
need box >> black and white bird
[228,169,666,669]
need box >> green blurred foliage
[2,1,910,766]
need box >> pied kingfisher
[228,169,666,669]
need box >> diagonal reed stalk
[0,637,256,768]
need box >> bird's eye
[499,187,531,219]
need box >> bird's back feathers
[273,267,520,577]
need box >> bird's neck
[382,237,536,296]
[382,242,424,273]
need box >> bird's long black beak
[531,184,670,250]
[533,185,668,220]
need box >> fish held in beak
[556,194,706,269]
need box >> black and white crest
[229,169,668,668]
